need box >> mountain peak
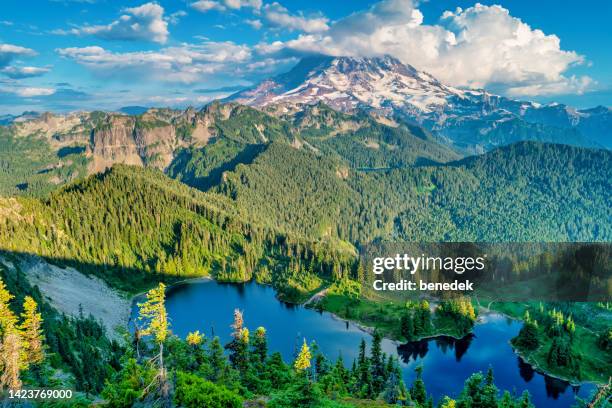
[229,54,461,113]
[227,55,610,150]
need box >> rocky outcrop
[6,102,295,178]
[87,111,217,173]
[89,116,143,172]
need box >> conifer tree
[0,279,26,391]
[186,331,203,347]
[225,309,249,375]
[0,279,17,335]
[370,330,386,394]
[208,337,227,382]
[294,339,311,372]
[20,296,44,365]
[0,331,25,391]
[252,326,268,364]
[401,313,414,340]
[410,365,427,405]
[138,283,170,407]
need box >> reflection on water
[398,334,478,363]
[134,280,597,408]
[518,356,535,383]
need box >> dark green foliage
[369,330,386,395]
[456,370,499,408]
[268,373,325,408]
[512,322,539,351]
[547,337,579,370]
[310,120,458,169]
[168,140,265,191]
[220,141,611,243]
[0,130,88,197]
[596,329,612,351]
[410,366,427,405]
[101,358,155,407]
[401,313,414,340]
[174,372,242,408]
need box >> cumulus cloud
[246,19,263,30]
[191,0,262,12]
[57,42,255,83]
[1,66,50,79]
[259,0,591,96]
[262,3,329,33]
[191,1,224,12]
[0,43,37,68]
[61,2,169,44]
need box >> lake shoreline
[130,277,600,389]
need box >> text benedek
[371,254,486,292]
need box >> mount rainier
[230,55,610,152]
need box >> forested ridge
[219,141,611,243]
[0,164,355,295]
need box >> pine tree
[252,326,268,364]
[294,339,311,372]
[482,368,498,408]
[519,390,535,408]
[225,310,249,375]
[401,313,414,340]
[138,283,169,344]
[186,331,203,347]
[0,279,26,391]
[0,331,25,391]
[410,365,427,405]
[138,282,170,407]
[20,296,44,365]
[0,278,17,336]
[513,321,539,351]
[208,337,227,382]
[370,330,385,394]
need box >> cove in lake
[131,280,596,407]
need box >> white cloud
[168,10,187,25]
[0,44,37,68]
[191,0,225,12]
[1,66,50,79]
[14,87,56,97]
[259,0,591,96]
[191,0,262,13]
[504,75,594,97]
[224,0,262,10]
[57,42,253,83]
[246,19,263,30]
[65,2,169,44]
[262,3,329,34]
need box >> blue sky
[0,0,610,114]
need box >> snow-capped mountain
[230,55,611,151]
[232,55,469,114]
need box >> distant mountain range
[229,55,611,152]
[1,55,610,198]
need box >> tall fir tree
[20,296,44,365]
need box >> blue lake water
[131,279,597,407]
